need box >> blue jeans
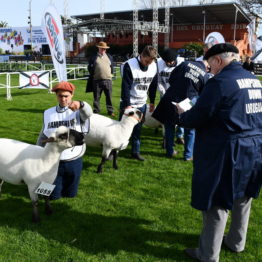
[50,158,83,200]
[183,96,198,160]
[176,126,184,138]
[164,123,175,157]
[119,103,147,154]
[184,128,195,160]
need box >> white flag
[247,19,256,54]
[19,71,49,89]
[42,5,67,82]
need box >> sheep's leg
[0,180,4,197]
[44,197,53,215]
[32,200,40,223]
[28,187,40,223]
[97,156,107,173]
[112,150,119,170]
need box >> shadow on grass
[7,108,45,114]
[0,90,41,98]
[0,197,198,261]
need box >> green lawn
[0,73,261,262]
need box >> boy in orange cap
[37,81,93,200]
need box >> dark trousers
[50,158,83,200]
[93,79,113,114]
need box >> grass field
[0,74,261,262]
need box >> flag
[42,5,67,82]
[247,19,256,54]
[19,71,49,89]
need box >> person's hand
[69,101,81,111]
[149,103,155,112]
[176,103,185,115]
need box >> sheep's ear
[42,137,56,143]
[128,111,134,116]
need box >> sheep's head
[45,126,84,149]
[122,108,143,123]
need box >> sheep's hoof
[32,214,41,223]
[45,205,53,216]
[113,165,118,170]
[97,169,103,174]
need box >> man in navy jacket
[176,43,262,262]
[152,59,209,160]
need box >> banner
[0,27,47,53]
[42,5,67,82]
[205,32,225,45]
[247,19,256,54]
[19,71,49,89]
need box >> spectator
[177,43,262,262]
[86,41,115,116]
[242,56,254,73]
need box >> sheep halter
[124,113,143,123]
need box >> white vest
[43,106,86,161]
[157,57,185,91]
[128,57,157,107]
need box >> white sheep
[85,108,143,173]
[0,126,84,222]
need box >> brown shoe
[176,137,185,145]
[108,113,115,117]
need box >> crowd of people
[38,41,262,262]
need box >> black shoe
[167,150,178,158]
[184,248,200,261]
[132,153,145,161]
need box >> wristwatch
[79,101,84,109]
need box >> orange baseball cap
[51,81,75,93]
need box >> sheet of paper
[172,98,193,112]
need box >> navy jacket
[152,60,208,125]
[86,53,114,92]
[179,61,262,211]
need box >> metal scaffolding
[65,1,170,56]
[152,0,159,52]
[164,0,171,48]
[133,0,139,56]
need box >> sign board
[0,27,47,53]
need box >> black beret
[161,48,177,63]
[204,43,239,60]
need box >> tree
[197,0,216,4]
[60,15,73,25]
[237,0,262,20]
[183,42,203,57]
[0,21,8,28]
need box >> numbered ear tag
[35,182,56,196]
